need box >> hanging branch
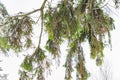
[35,0,47,50]
[30,0,47,58]
[37,0,47,47]
[0,0,116,80]
[38,9,44,47]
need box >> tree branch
[38,10,44,47]
[37,0,47,47]
[7,0,47,18]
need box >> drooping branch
[19,1,48,80]
[38,9,44,47]
[0,0,117,80]
[36,0,47,47]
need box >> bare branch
[38,10,44,47]
[7,0,47,18]
[38,0,47,47]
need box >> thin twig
[7,0,47,18]
[7,8,41,18]
[35,15,41,24]
[100,0,110,9]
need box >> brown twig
[7,0,47,18]
[37,0,47,47]
[38,10,44,47]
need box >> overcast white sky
[0,0,120,80]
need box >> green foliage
[44,0,115,80]
[20,47,48,80]
[0,0,118,80]
[0,37,10,52]
[1,16,34,52]
[21,55,32,71]
[45,39,60,58]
